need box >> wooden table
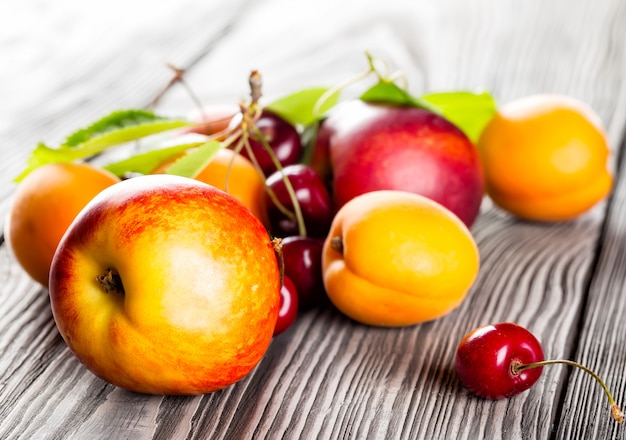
[2,0,626,438]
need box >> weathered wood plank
[555,143,626,439]
[0,0,251,231]
[1,0,626,439]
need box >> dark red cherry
[273,276,299,336]
[265,164,333,238]
[230,109,302,176]
[281,236,328,310]
[455,322,544,399]
[455,322,624,423]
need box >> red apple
[49,174,280,395]
[321,100,485,227]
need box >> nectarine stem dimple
[330,237,343,254]
[512,359,623,423]
[97,269,125,295]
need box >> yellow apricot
[322,190,479,327]
[477,94,613,221]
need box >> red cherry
[229,109,302,176]
[273,276,299,336]
[265,164,334,238]
[280,236,328,310]
[455,322,544,399]
[455,322,624,423]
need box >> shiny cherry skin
[281,236,328,310]
[265,164,334,238]
[455,322,545,399]
[273,275,299,336]
[230,109,302,176]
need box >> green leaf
[266,87,340,127]
[359,82,440,113]
[14,109,192,181]
[103,143,204,177]
[60,110,191,153]
[13,142,88,182]
[165,140,223,178]
[421,91,497,143]
[62,109,190,147]
[299,120,321,166]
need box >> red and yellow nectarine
[49,174,280,394]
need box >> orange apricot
[322,190,480,327]
[477,94,613,221]
[5,162,121,286]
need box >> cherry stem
[147,63,207,119]
[312,51,408,120]
[241,71,307,237]
[249,70,263,105]
[512,359,623,423]
[365,51,408,88]
[312,66,372,119]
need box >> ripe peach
[322,190,479,327]
[4,162,120,286]
[49,174,280,394]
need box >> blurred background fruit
[477,94,613,221]
[320,100,485,227]
[5,162,120,286]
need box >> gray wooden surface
[2,0,626,438]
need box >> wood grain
[2,0,626,438]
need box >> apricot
[477,94,613,221]
[322,190,480,327]
[5,162,120,286]
[151,148,268,227]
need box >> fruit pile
[3,54,620,422]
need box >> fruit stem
[271,237,285,287]
[146,63,185,110]
[146,64,207,119]
[512,359,623,423]
[365,51,408,88]
[329,236,343,254]
[312,61,373,119]
[96,269,125,295]
[241,70,308,237]
[249,70,263,105]
[264,185,296,220]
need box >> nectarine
[49,174,280,394]
[320,100,485,227]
